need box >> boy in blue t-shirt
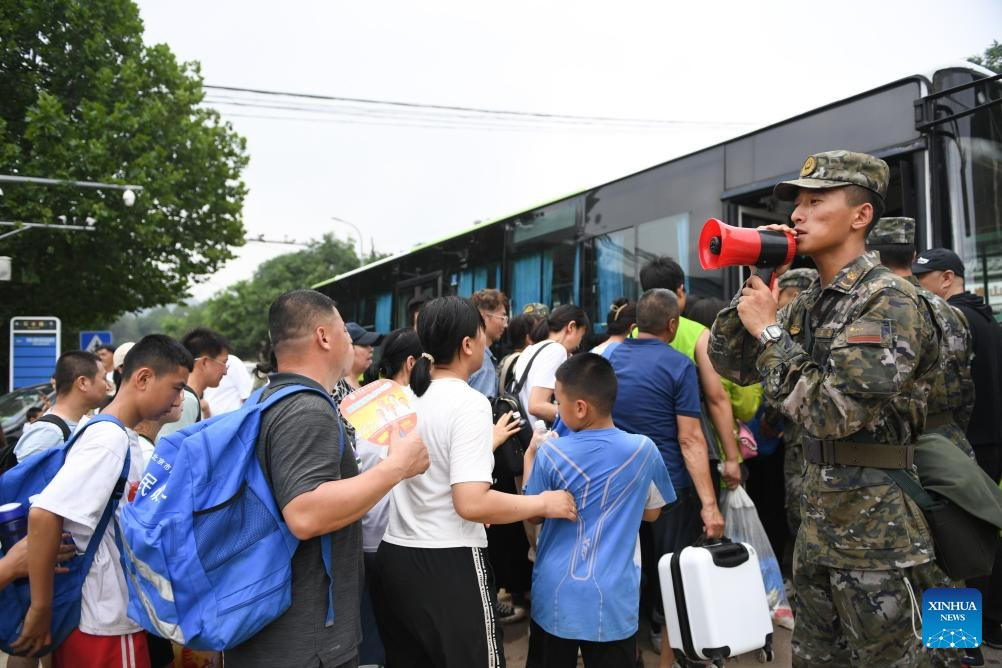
[524,353,676,668]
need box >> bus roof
[313,67,985,290]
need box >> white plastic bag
[720,485,794,629]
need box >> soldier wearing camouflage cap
[708,151,942,666]
[867,217,975,444]
[521,302,550,318]
[776,267,818,294]
[867,217,977,665]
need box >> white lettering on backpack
[138,473,159,497]
[150,484,168,503]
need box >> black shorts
[526,619,635,668]
[373,541,505,668]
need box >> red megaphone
[699,218,796,270]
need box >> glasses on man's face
[485,312,509,324]
[198,356,228,369]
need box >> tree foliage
[0,0,249,333]
[969,39,1002,74]
[117,234,366,360]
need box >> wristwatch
[758,323,784,347]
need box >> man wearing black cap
[914,247,1002,647]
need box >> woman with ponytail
[592,298,637,356]
[356,327,423,666]
[375,297,577,667]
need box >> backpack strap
[69,415,131,580]
[256,382,344,627]
[495,352,521,396]
[885,469,937,510]
[512,342,558,395]
[36,414,71,441]
[184,386,203,422]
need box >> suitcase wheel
[756,647,775,662]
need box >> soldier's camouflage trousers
[792,537,965,667]
[784,437,803,537]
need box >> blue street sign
[9,316,61,390]
[79,330,113,352]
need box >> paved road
[502,617,790,667]
[3,624,1001,666]
[501,617,1002,667]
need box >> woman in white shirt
[512,304,590,426]
[357,327,423,667]
[375,296,577,667]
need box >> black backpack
[490,342,556,477]
[0,413,70,473]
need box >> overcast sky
[134,0,1000,300]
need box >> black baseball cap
[912,248,965,277]
[346,322,382,346]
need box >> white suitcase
[658,538,774,665]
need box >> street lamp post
[331,216,365,262]
[0,174,142,206]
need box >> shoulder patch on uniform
[845,321,884,344]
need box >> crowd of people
[1,147,1002,668]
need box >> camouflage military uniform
[775,268,819,537]
[709,151,940,667]
[867,217,976,458]
[869,217,975,668]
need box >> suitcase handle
[692,532,732,547]
[692,533,750,568]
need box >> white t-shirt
[511,340,568,426]
[13,412,79,461]
[357,436,391,553]
[157,389,200,440]
[33,420,145,636]
[204,355,253,416]
[383,379,494,549]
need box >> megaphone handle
[769,270,777,292]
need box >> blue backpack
[119,384,343,650]
[0,414,130,656]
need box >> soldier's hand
[738,275,779,339]
[755,224,797,278]
[700,502,725,539]
[385,426,430,480]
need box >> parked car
[1,382,56,444]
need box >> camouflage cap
[867,217,916,246]
[777,267,818,290]
[774,150,889,201]
[521,302,550,317]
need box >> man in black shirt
[915,247,1002,647]
[226,290,429,668]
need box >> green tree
[159,234,364,360]
[969,39,1002,74]
[0,0,248,337]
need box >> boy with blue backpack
[9,335,193,667]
